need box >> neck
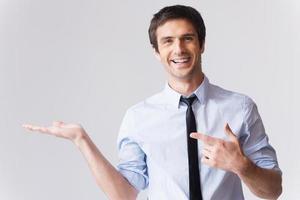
[168,72,204,96]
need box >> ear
[200,40,205,53]
[153,48,161,61]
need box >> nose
[173,39,185,55]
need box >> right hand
[22,121,86,143]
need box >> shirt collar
[163,75,210,109]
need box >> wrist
[73,130,88,147]
[234,156,254,176]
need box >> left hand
[190,123,247,174]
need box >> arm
[236,156,282,199]
[190,123,282,199]
[23,121,137,200]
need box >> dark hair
[148,5,206,52]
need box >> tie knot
[180,95,197,107]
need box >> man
[23,5,282,200]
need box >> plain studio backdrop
[0,0,299,199]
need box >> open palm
[22,121,85,141]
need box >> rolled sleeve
[241,97,281,173]
[116,110,149,191]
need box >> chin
[171,71,194,80]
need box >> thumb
[225,123,236,141]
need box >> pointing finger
[190,132,217,145]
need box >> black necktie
[181,95,202,200]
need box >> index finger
[190,132,218,145]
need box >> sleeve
[241,97,281,174]
[116,109,149,191]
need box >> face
[155,19,204,81]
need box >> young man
[23,5,282,200]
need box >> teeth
[172,57,190,63]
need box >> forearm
[236,157,282,199]
[74,132,137,200]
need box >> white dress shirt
[117,76,281,200]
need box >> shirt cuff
[117,167,149,191]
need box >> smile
[171,57,191,64]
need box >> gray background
[1,0,299,199]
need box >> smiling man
[23,5,282,200]
[154,19,203,83]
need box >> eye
[164,38,173,44]
[184,36,193,41]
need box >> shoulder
[121,91,167,126]
[208,83,255,109]
[126,90,165,113]
[206,83,258,123]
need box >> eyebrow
[182,33,196,38]
[159,33,196,42]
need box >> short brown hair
[148,5,206,52]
